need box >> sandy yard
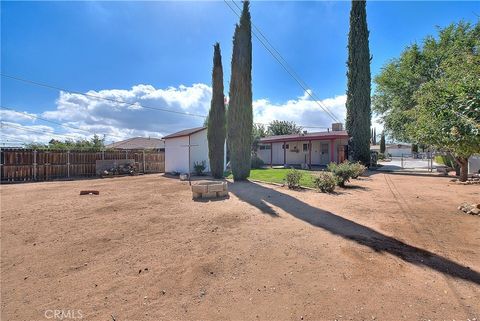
[1,172,479,321]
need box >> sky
[1,1,478,145]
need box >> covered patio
[257,130,349,167]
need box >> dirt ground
[1,172,479,321]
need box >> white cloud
[254,93,347,129]
[2,83,383,146]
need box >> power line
[0,73,208,119]
[224,0,341,123]
[1,76,335,132]
[0,105,125,140]
[1,122,83,140]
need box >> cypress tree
[227,1,253,181]
[207,43,226,178]
[373,127,377,145]
[346,0,371,166]
[380,131,386,154]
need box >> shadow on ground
[228,181,480,285]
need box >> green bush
[313,171,337,193]
[327,162,356,187]
[251,155,265,169]
[351,162,367,179]
[435,154,456,168]
[193,160,206,176]
[285,167,302,189]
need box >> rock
[475,204,480,209]
[161,290,166,295]
[470,208,480,215]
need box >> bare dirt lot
[1,172,479,321]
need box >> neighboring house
[106,137,165,150]
[468,155,480,175]
[163,127,225,174]
[371,143,412,157]
[257,123,349,166]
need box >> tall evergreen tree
[346,0,371,166]
[380,131,386,154]
[207,43,226,178]
[373,127,377,145]
[227,1,253,181]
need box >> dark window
[282,144,289,149]
[303,143,309,151]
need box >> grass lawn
[228,168,317,188]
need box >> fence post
[102,150,105,160]
[67,150,70,178]
[125,150,128,160]
[33,150,37,181]
[143,150,146,173]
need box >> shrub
[251,155,265,169]
[378,153,386,160]
[313,171,337,193]
[327,162,356,187]
[285,167,302,189]
[193,160,206,176]
[351,162,367,179]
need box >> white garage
[163,126,225,175]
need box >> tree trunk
[455,156,469,182]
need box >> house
[468,155,480,175]
[257,123,349,167]
[106,137,165,150]
[163,126,225,174]
[370,143,412,157]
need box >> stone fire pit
[192,181,228,200]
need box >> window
[259,145,271,150]
[321,143,329,155]
[282,143,289,149]
[303,143,309,151]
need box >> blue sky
[1,1,478,144]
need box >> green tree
[252,123,267,155]
[346,0,372,166]
[267,120,303,136]
[227,1,253,181]
[379,131,386,154]
[207,43,227,178]
[373,21,480,181]
[26,134,105,150]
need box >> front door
[320,143,329,165]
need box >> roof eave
[260,134,349,144]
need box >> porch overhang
[259,131,349,144]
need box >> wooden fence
[0,148,165,183]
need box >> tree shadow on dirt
[228,181,480,285]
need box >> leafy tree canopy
[373,21,480,180]
[267,120,303,136]
[25,134,105,150]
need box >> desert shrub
[285,167,302,189]
[193,160,206,176]
[313,171,337,193]
[251,155,265,169]
[351,162,367,179]
[378,153,386,160]
[327,162,356,187]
